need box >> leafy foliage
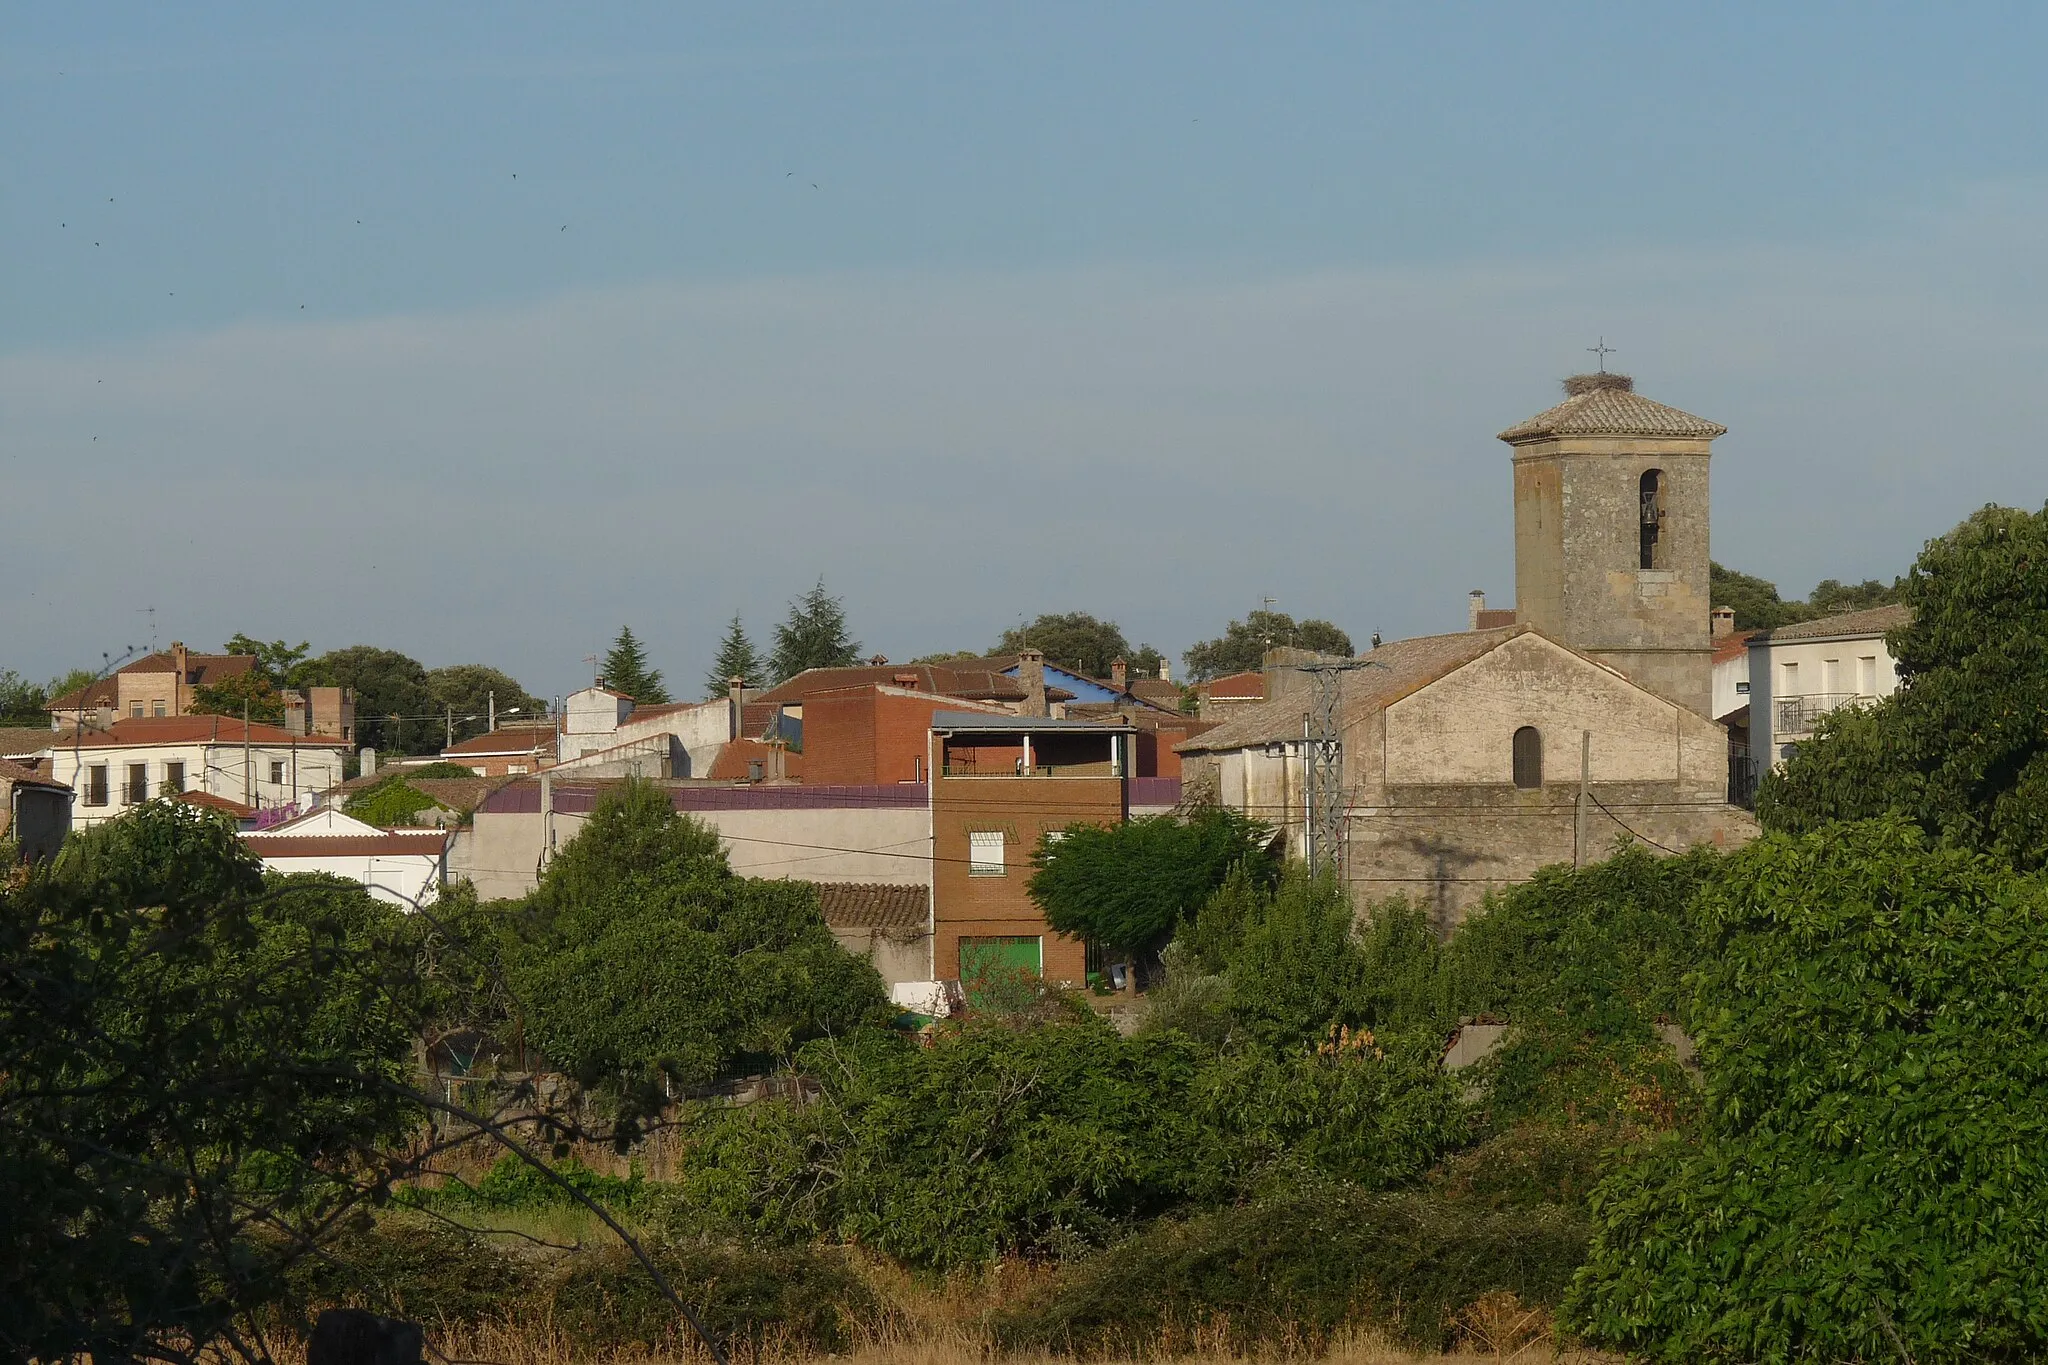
[602,625,670,704]
[0,803,427,1361]
[1183,609,1351,682]
[344,775,446,828]
[424,663,547,742]
[1711,561,1904,631]
[0,668,54,723]
[547,1239,886,1354]
[994,611,1162,682]
[510,779,889,1100]
[1028,807,1273,957]
[298,645,436,753]
[991,1188,1587,1355]
[1567,820,2048,1363]
[405,1152,648,1214]
[684,1016,1463,1270]
[1708,561,1814,631]
[705,612,764,698]
[768,577,862,682]
[190,668,288,723]
[1760,502,2048,868]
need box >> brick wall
[804,687,963,786]
[930,771,1124,985]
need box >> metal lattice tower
[1294,661,1379,882]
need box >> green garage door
[960,935,1043,1003]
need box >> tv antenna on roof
[138,605,157,651]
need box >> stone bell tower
[1497,372,1725,715]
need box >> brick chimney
[728,676,746,740]
[171,640,189,712]
[1017,649,1048,718]
[1467,592,1486,631]
[1711,606,1736,639]
[1110,658,1128,691]
[1158,658,1171,682]
[894,672,920,689]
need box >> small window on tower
[1512,726,1543,789]
[1639,470,1665,570]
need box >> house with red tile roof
[35,716,348,828]
[440,723,559,776]
[1,757,71,860]
[242,808,450,908]
[46,642,258,729]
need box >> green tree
[1707,561,1813,631]
[221,632,312,685]
[600,625,669,704]
[0,802,427,1361]
[297,645,435,753]
[994,612,1162,682]
[767,578,862,683]
[1805,575,1904,615]
[426,664,547,741]
[0,669,49,723]
[189,669,288,723]
[684,1017,1462,1271]
[1567,821,2048,1363]
[1184,610,1351,682]
[1759,503,2048,869]
[705,614,765,698]
[512,779,888,1100]
[1027,808,1273,958]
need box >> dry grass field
[268,1319,1605,1365]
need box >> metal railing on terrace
[1774,692,1869,737]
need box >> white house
[552,684,743,776]
[37,717,349,828]
[1746,604,1909,771]
[241,807,450,909]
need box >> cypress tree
[601,625,670,704]
[705,614,765,699]
[768,578,862,683]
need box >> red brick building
[928,711,1131,987]
[802,684,1010,786]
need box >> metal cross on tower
[1586,337,1617,372]
[1291,659,1380,883]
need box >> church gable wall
[1380,634,1679,787]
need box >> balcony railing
[1774,692,1868,737]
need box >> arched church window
[1512,726,1543,789]
[1639,470,1665,570]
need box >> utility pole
[1575,730,1591,867]
[445,704,454,749]
[488,690,495,732]
[1293,659,1380,884]
[242,698,252,809]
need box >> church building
[1177,371,1756,926]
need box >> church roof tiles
[1498,374,1726,443]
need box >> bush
[684,1017,1465,1270]
[545,1239,885,1354]
[1567,820,2048,1363]
[404,1153,648,1215]
[344,776,443,827]
[991,1189,1587,1355]
[280,1216,533,1327]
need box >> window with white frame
[269,759,285,785]
[164,761,185,794]
[86,765,109,807]
[1859,655,1878,695]
[125,763,149,804]
[969,830,1005,877]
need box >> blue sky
[7,4,2048,699]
